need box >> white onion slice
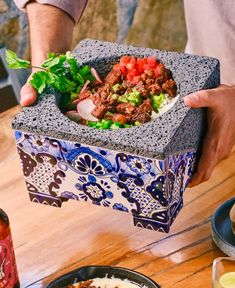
[77,98,99,121]
[91,67,103,83]
[80,79,90,94]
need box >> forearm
[26,2,74,66]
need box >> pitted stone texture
[12,39,220,159]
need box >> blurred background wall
[0,0,187,58]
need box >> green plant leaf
[42,55,66,69]
[48,72,76,93]
[79,65,95,82]
[29,71,49,94]
[5,49,30,69]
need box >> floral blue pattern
[14,130,197,233]
[126,156,151,175]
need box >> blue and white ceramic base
[14,130,197,233]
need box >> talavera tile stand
[12,39,220,233]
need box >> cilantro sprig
[5,49,95,103]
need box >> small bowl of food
[211,198,235,256]
[47,265,160,288]
[212,257,235,288]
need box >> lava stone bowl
[12,39,220,233]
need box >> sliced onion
[65,110,82,123]
[71,80,90,105]
[77,98,99,122]
[91,67,103,83]
[80,79,90,94]
[71,98,80,105]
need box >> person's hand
[20,1,77,106]
[184,84,235,187]
[20,66,41,106]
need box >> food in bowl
[6,50,177,129]
[76,55,177,129]
[68,277,144,288]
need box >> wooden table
[0,106,234,288]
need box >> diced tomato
[126,62,135,70]
[129,68,139,77]
[113,64,121,71]
[132,76,140,84]
[120,56,130,65]
[137,58,147,66]
[147,57,157,68]
[126,74,133,82]
[129,56,137,64]
[120,65,127,75]
[112,114,127,125]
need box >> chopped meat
[103,113,113,120]
[145,78,155,86]
[78,89,92,102]
[122,80,135,90]
[165,68,172,80]
[140,73,148,82]
[148,83,162,95]
[91,84,111,105]
[91,105,107,119]
[134,81,148,97]
[116,103,137,115]
[105,69,122,86]
[145,70,155,77]
[162,79,177,97]
[112,114,127,125]
[132,99,152,123]
[156,63,166,77]
[155,76,164,86]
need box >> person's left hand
[184,84,235,187]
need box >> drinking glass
[212,257,235,288]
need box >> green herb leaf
[29,71,49,94]
[5,49,30,69]
[42,55,66,69]
[79,65,95,82]
[48,72,76,93]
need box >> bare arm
[20,1,86,106]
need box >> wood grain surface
[0,106,234,288]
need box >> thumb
[20,75,37,106]
[184,90,215,108]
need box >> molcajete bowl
[47,265,160,288]
[12,39,220,233]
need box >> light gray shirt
[15,0,235,85]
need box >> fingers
[184,89,216,109]
[188,134,217,187]
[20,79,37,107]
[188,134,232,188]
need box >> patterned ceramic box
[12,40,220,233]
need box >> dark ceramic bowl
[47,265,161,288]
[211,197,235,256]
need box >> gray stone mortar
[12,39,220,159]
